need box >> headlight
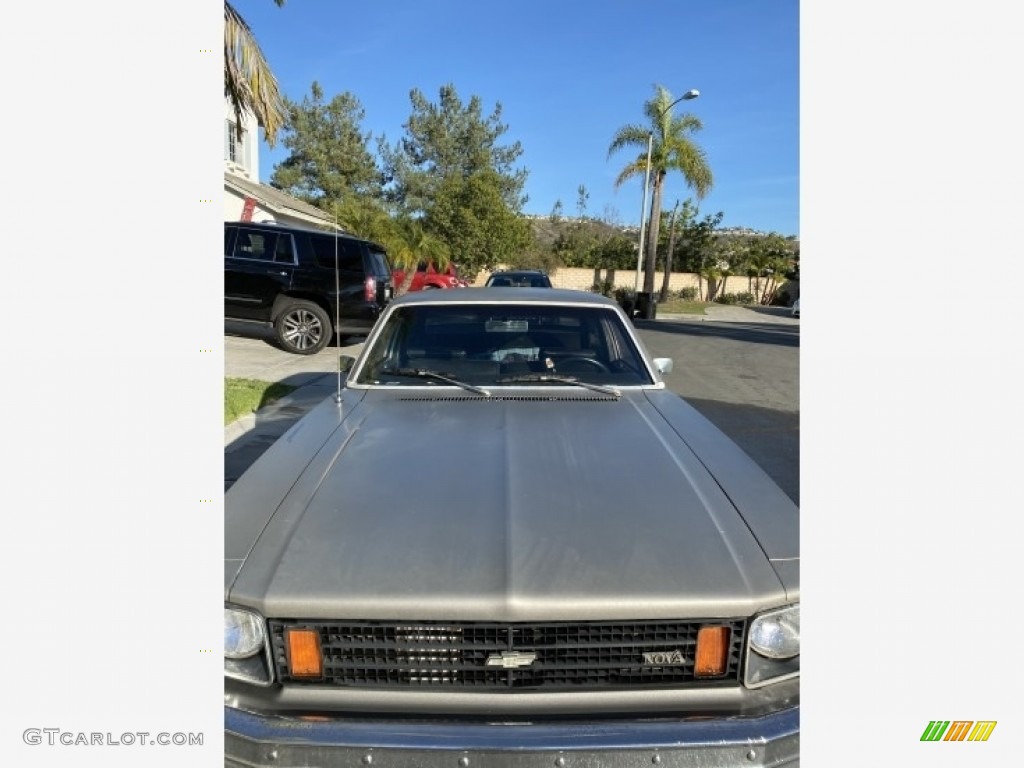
[744,604,799,688]
[225,608,264,659]
[749,604,800,659]
[224,607,273,686]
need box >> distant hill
[525,216,635,248]
[524,216,796,247]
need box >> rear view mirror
[653,358,673,375]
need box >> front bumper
[225,705,799,767]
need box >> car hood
[227,391,792,621]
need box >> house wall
[224,101,259,181]
[223,185,275,223]
[223,182,336,230]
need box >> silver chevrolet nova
[225,289,799,767]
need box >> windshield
[354,303,654,387]
[486,273,550,287]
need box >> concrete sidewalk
[659,303,799,325]
[224,304,798,489]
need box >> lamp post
[633,88,700,309]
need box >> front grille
[268,620,745,690]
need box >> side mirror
[653,358,673,375]
[339,355,356,374]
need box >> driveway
[225,321,367,382]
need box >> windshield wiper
[495,373,621,397]
[378,367,491,397]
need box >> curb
[224,372,337,447]
[224,412,259,445]
[657,308,798,325]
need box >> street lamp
[633,89,700,303]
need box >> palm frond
[606,124,650,158]
[224,1,287,146]
[612,159,647,189]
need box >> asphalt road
[633,315,799,504]
[225,308,799,504]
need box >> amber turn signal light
[286,628,323,678]
[694,626,730,677]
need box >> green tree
[746,233,795,304]
[334,197,394,244]
[552,184,599,268]
[704,237,739,301]
[508,240,563,275]
[381,84,531,275]
[544,183,638,280]
[270,82,382,210]
[671,207,723,300]
[609,85,713,296]
[426,171,532,276]
[592,234,637,292]
[380,83,528,215]
[552,226,597,268]
[224,1,286,145]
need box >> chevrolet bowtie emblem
[485,651,538,668]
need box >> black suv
[225,221,394,354]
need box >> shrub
[734,291,756,305]
[614,286,636,302]
[591,280,615,297]
[772,282,798,306]
[678,286,698,301]
[715,293,739,305]
[612,286,637,315]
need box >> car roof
[390,287,618,307]
[489,269,548,276]
[225,220,384,247]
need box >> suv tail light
[364,276,376,302]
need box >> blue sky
[239,0,799,236]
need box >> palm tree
[659,200,680,302]
[388,218,451,296]
[224,1,287,145]
[609,85,713,296]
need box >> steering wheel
[556,357,610,373]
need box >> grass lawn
[225,378,297,425]
[655,298,711,315]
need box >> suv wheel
[274,300,332,355]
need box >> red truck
[392,261,468,292]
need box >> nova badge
[485,651,538,669]
[642,650,687,666]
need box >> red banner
[240,197,257,221]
